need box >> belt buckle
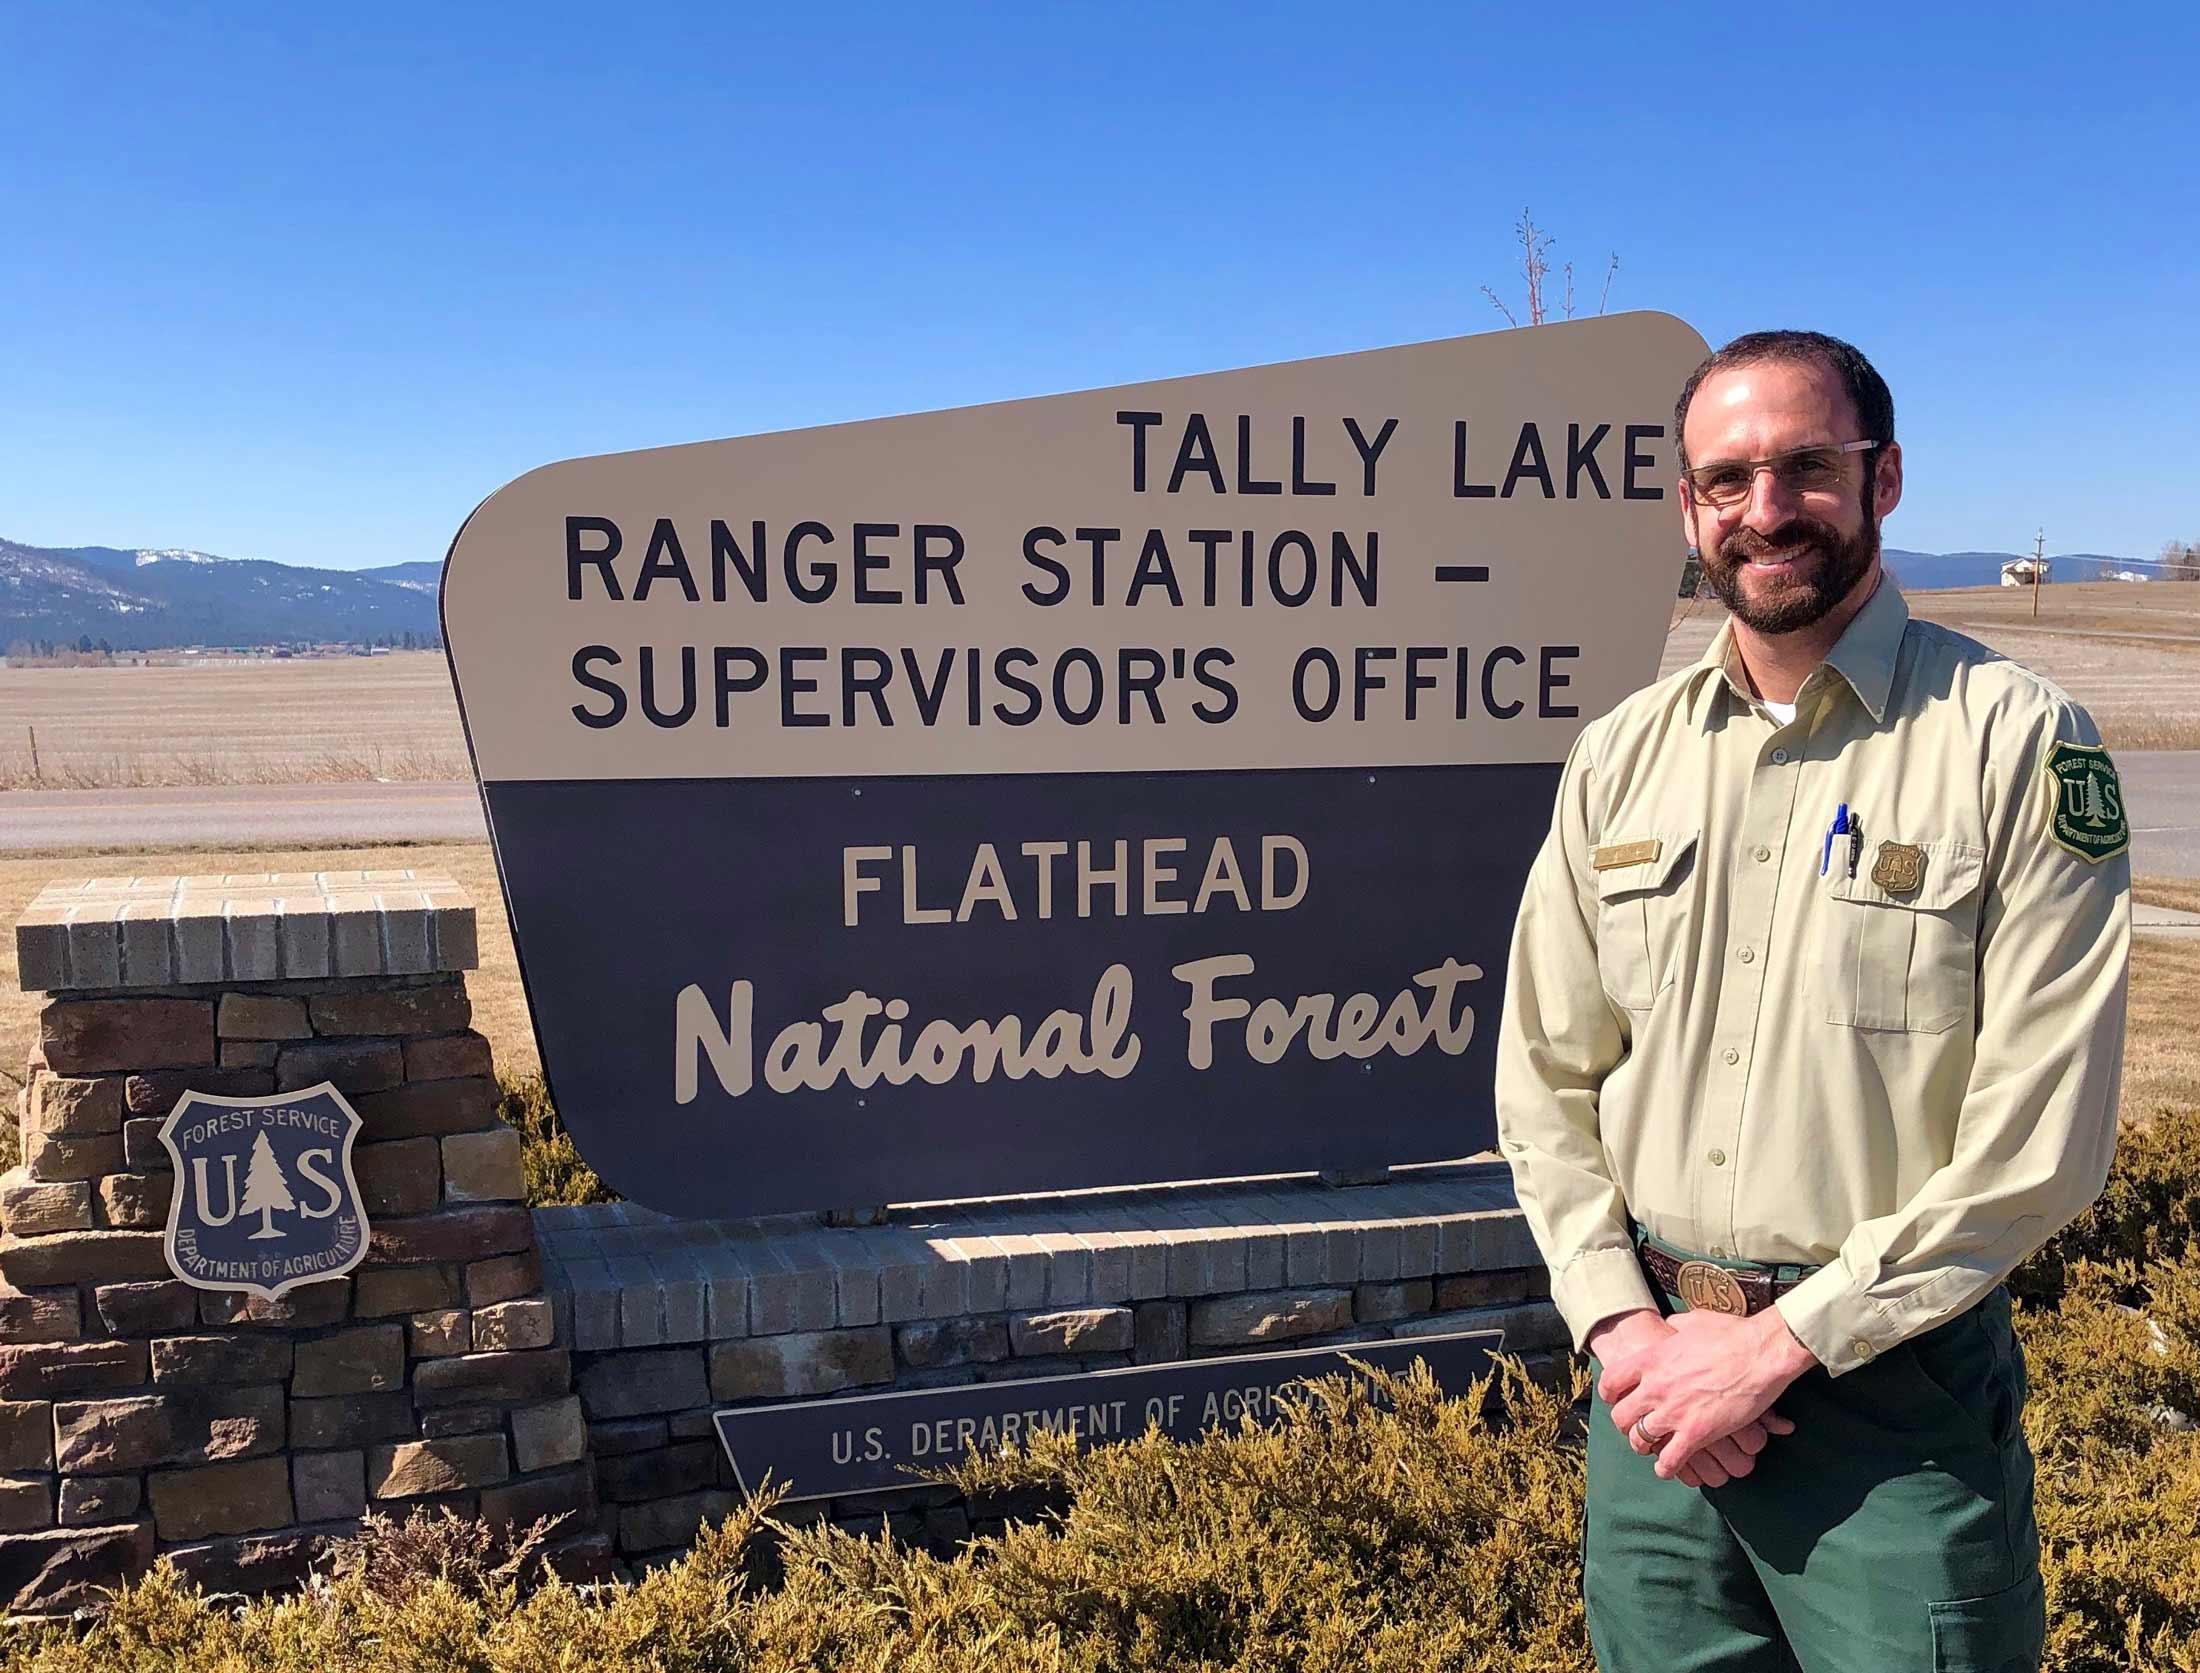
[1674,1259,1751,1317]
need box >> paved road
[0,781,488,851]
[2123,752,2200,880]
[3,756,2197,877]
[2136,903,2200,940]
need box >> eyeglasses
[1682,440,1879,508]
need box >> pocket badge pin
[1870,840,1925,896]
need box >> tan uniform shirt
[1495,579,2130,1375]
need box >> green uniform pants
[1585,1243,2045,1673]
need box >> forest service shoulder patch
[2045,741,2129,863]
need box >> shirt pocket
[1592,830,1699,1012]
[1822,838,1986,1034]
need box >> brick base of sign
[5,873,1574,1610]
[534,1166,1568,1568]
[0,874,609,1616]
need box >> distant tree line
[2159,540,2200,581]
[3,636,116,662]
[4,628,440,665]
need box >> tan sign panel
[441,314,1708,1218]
[445,312,1704,784]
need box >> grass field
[1,842,2190,1156]
[3,583,2196,790]
[0,653,470,788]
[1666,581,2200,748]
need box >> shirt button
[1737,946,1756,964]
[1752,845,1772,863]
[1708,1148,1727,1166]
[1722,1047,1740,1065]
[1770,748,1790,765]
[1852,1340,1874,1361]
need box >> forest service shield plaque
[157,1082,370,1299]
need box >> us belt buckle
[1675,1259,1750,1316]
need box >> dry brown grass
[2137,875,2200,917]
[1903,579,2200,642]
[2124,934,2200,1129]
[0,746,470,792]
[0,655,469,788]
[1663,584,2200,750]
[2129,880,2200,1127]
[7,587,2199,791]
[2129,880,2200,1128]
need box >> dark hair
[1672,329,1895,472]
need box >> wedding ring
[1633,1414,1659,1449]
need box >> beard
[1702,512,1880,634]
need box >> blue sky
[4,2,2194,569]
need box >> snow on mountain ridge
[1,535,443,648]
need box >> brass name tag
[1592,839,1662,872]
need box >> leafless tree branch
[1484,210,1615,327]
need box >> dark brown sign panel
[714,1328,1500,1500]
[442,314,1706,1216]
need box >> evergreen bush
[8,1096,2193,1668]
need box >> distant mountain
[3,533,2155,652]
[355,561,443,593]
[0,537,442,651]
[1883,548,2138,590]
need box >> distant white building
[2000,557,2049,587]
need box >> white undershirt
[1763,699,1798,727]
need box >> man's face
[1680,359,1901,635]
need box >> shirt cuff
[1774,1262,1890,1377]
[1549,1245,1660,1353]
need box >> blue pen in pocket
[1821,803,1850,876]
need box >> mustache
[1716,520,1843,565]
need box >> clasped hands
[1587,1305,1819,1488]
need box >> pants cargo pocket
[1928,1570,2044,1672]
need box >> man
[1495,329,2130,1672]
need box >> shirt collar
[1819,576,1908,724]
[1684,575,1909,728]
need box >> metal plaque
[158,1082,370,1300]
[714,1327,1500,1500]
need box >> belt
[1637,1241,1809,1319]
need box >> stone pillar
[1,872,596,1615]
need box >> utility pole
[2031,527,2045,621]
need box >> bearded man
[1496,329,2130,1671]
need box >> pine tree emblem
[240,1130,296,1240]
[2081,775,2107,828]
